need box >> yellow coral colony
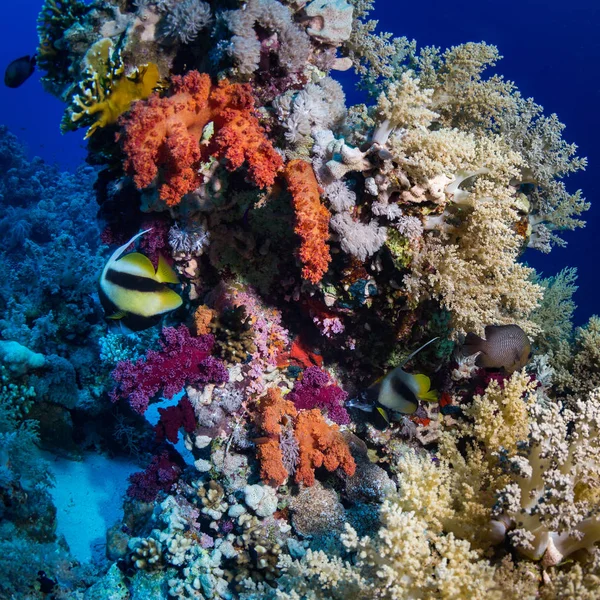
[62,38,161,138]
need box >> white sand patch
[46,453,139,564]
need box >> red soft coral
[120,71,283,206]
[155,396,197,444]
[110,325,228,415]
[127,450,182,502]
[284,159,331,284]
[294,409,355,486]
[254,387,298,487]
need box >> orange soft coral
[294,409,356,486]
[284,159,331,284]
[256,387,297,437]
[193,304,217,336]
[120,71,283,207]
[255,387,298,487]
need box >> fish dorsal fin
[401,337,439,368]
[484,325,505,340]
[102,228,153,280]
[117,252,156,278]
[155,254,180,284]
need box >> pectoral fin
[377,407,390,424]
[413,373,438,402]
[107,310,127,320]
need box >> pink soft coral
[288,366,350,425]
[110,325,228,414]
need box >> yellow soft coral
[464,370,537,456]
[62,38,161,138]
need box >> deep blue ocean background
[1,0,598,324]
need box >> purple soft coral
[127,451,182,502]
[110,325,228,414]
[288,366,350,425]
[155,396,197,444]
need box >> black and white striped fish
[346,338,439,423]
[98,229,182,331]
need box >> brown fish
[4,55,36,88]
[463,325,531,373]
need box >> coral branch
[284,159,331,284]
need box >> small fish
[36,570,57,594]
[98,229,182,331]
[4,55,36,88]
[348,338,439,423]
[462,324,531,373]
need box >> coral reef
[3,0,595,596]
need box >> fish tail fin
[413,373,439,402]
[463,332,485,357]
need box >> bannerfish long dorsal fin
[401,337,439,368]
[102,228,153,282]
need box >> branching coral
[269,500,500,599]
[120,71,283,206]
[492,388,600,566]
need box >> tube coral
[120,71,283,206]
[284,159,331,284]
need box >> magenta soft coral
[155,396,197,444]
[110,325,228,414]
[127,450,182,502]
[288,366,350,425]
